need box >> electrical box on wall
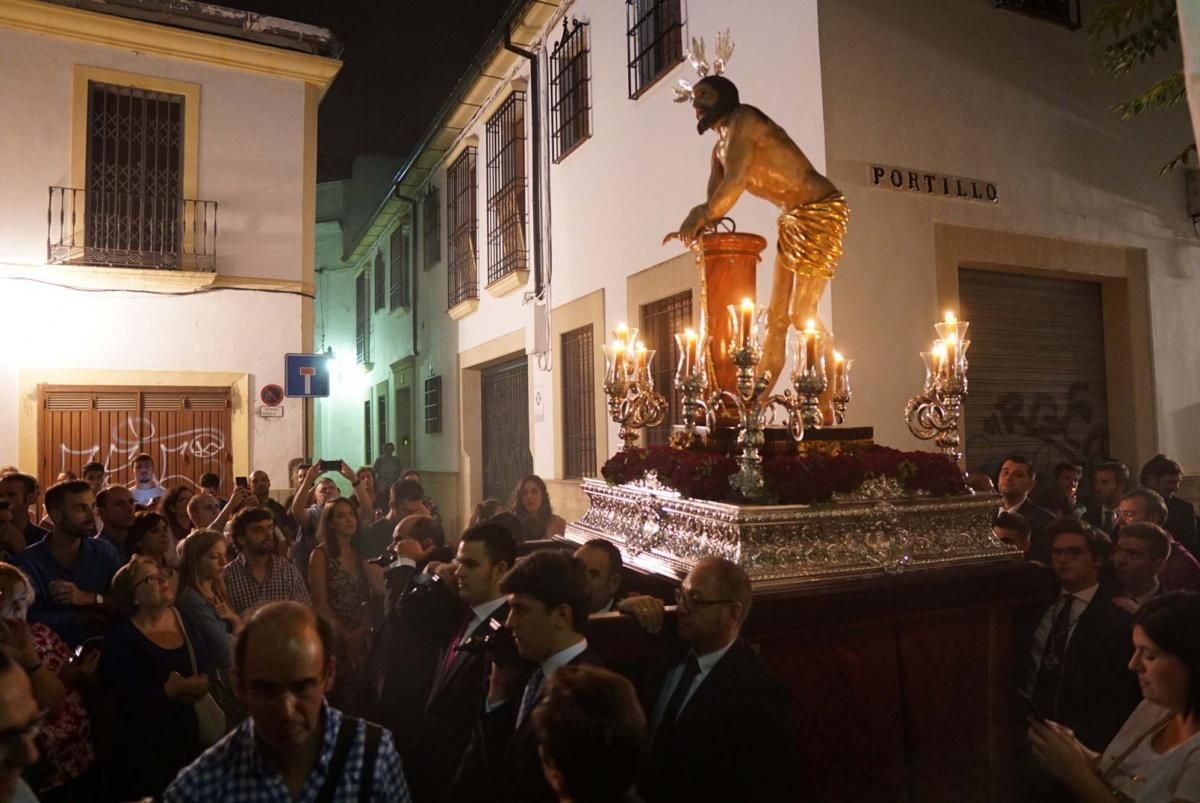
[531,301,550,355]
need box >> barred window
[626,0,684,99]
[389,224,411,310]
[640,290,691,445]
[447,147,478,309]
[485,92,527,286]
[551,19,592,162]
[374,250,385,311]
[423,185,440,269]
[363,399,373,464]
[424,375,443,434]
[562,325,597,479]
[377,392,388,455]
[355,270,371,364]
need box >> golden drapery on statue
[777,192,849,280]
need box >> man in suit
[1111,522,1170,613]
[374,522,516,801]
[637,557,796,803]
[999,455,1056,562]
[1140,454,1200,556]
[575,539,624,614]
[449,549,599,803]
[1018,519,1140,753]
[1117,488,1200,591]
[1084,460,1129,538]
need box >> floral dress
[325,554,370,716]
[29,624,95,793]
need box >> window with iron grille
[551,19,592,162]
[374,250,386,311]
[640,290,692,445]
[626,0,684,99]
[355,270,371,364]
[423,185,440,270]
[561,325,597,479]
[363,399,373,464]
[447,147,478,309]
[424,375,443,434]
[485,92,527,286]
[377,393,388,455]
[389,224,411,310]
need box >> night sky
[216,0,513,181]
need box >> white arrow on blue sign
[284,353,331,398]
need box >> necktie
[440,611,475,677]
[515,667,544,730]
[657,655,702,736]
[1033,595,1076,716]
[1103,510,1115,534]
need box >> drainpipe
[395,192,420,356]
[504,31,545,299]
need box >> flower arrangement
[601,444,968,504]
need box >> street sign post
[284,354,331,398]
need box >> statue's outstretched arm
[703,121,752,221]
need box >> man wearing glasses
[0,648,41,803]
[624,557,796,803]
[1117,489,1200,592]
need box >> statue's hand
[678,204,710,245]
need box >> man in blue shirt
[17,480,120,648]
[164,601,412,803]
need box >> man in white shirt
[128,453,165,507]
[1085,460,1129,537]
[998,455,1055,561]
[1112,522,1170,612]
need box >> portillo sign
[868,164,999,204]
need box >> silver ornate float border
[562,477,1020,585]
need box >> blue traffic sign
[284,353,331,398]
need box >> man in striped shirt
[224,507,311,614]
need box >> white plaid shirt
[224,553,312,614]
[163,703,411,803]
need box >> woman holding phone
[1030,591,1200,802]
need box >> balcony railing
[47,186,217,272]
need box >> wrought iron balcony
[47,186,217,271]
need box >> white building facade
[315,0,1199,535]
[0,0,340,494]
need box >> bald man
[164,602,412,802]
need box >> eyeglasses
[0,711,46,764]
[674,589,736,611]
[133,568,175,590]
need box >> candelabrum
[789,323,828,430]
[905,314,970,464]
[832,353,853,425]
[673,305,805,499]
[603,326,668,451]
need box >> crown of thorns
[672,30,735,103]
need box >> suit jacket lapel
[429,602,508,704]
[670,640,745,732]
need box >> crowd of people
[0,449,796,803]
[3,447,1200,802]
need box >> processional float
[564,32,1014,586]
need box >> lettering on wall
[868,164,999,204]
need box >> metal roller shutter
[959,268,1111,480]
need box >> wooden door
[481,357,532,502]
[38,385,232,494]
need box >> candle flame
[946,332,957,344]
[833,350,844,363]
[612,340,624,352]
[636,341,646,352]
[944,311,957,325]
[617,323,628,332]
[741,297,754,310]
[933,342,947,359]
[684,327,696,339]
[805,319,816,331]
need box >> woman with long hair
[309,496,370,715]
[510,475,567,541]
[158,485,192,565]
[1030,591,1200,801]
[175,529,241,723]
[101,555,210,801]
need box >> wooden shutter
[39,385,232,494]
[959,269,1110,479]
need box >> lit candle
[740,298,754,347]
[635,341,648,374]
[944,310,957,326]
[833,350,845,393]
[944,331,958,377]
[804,319,819,370]
[683,327,697,376]
[932,341,947,378]
[611,340,626,376]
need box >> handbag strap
[314,717,357,803]
[1102,711,1174,783]
[171,606,199,676]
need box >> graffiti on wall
[56,415,227,489]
